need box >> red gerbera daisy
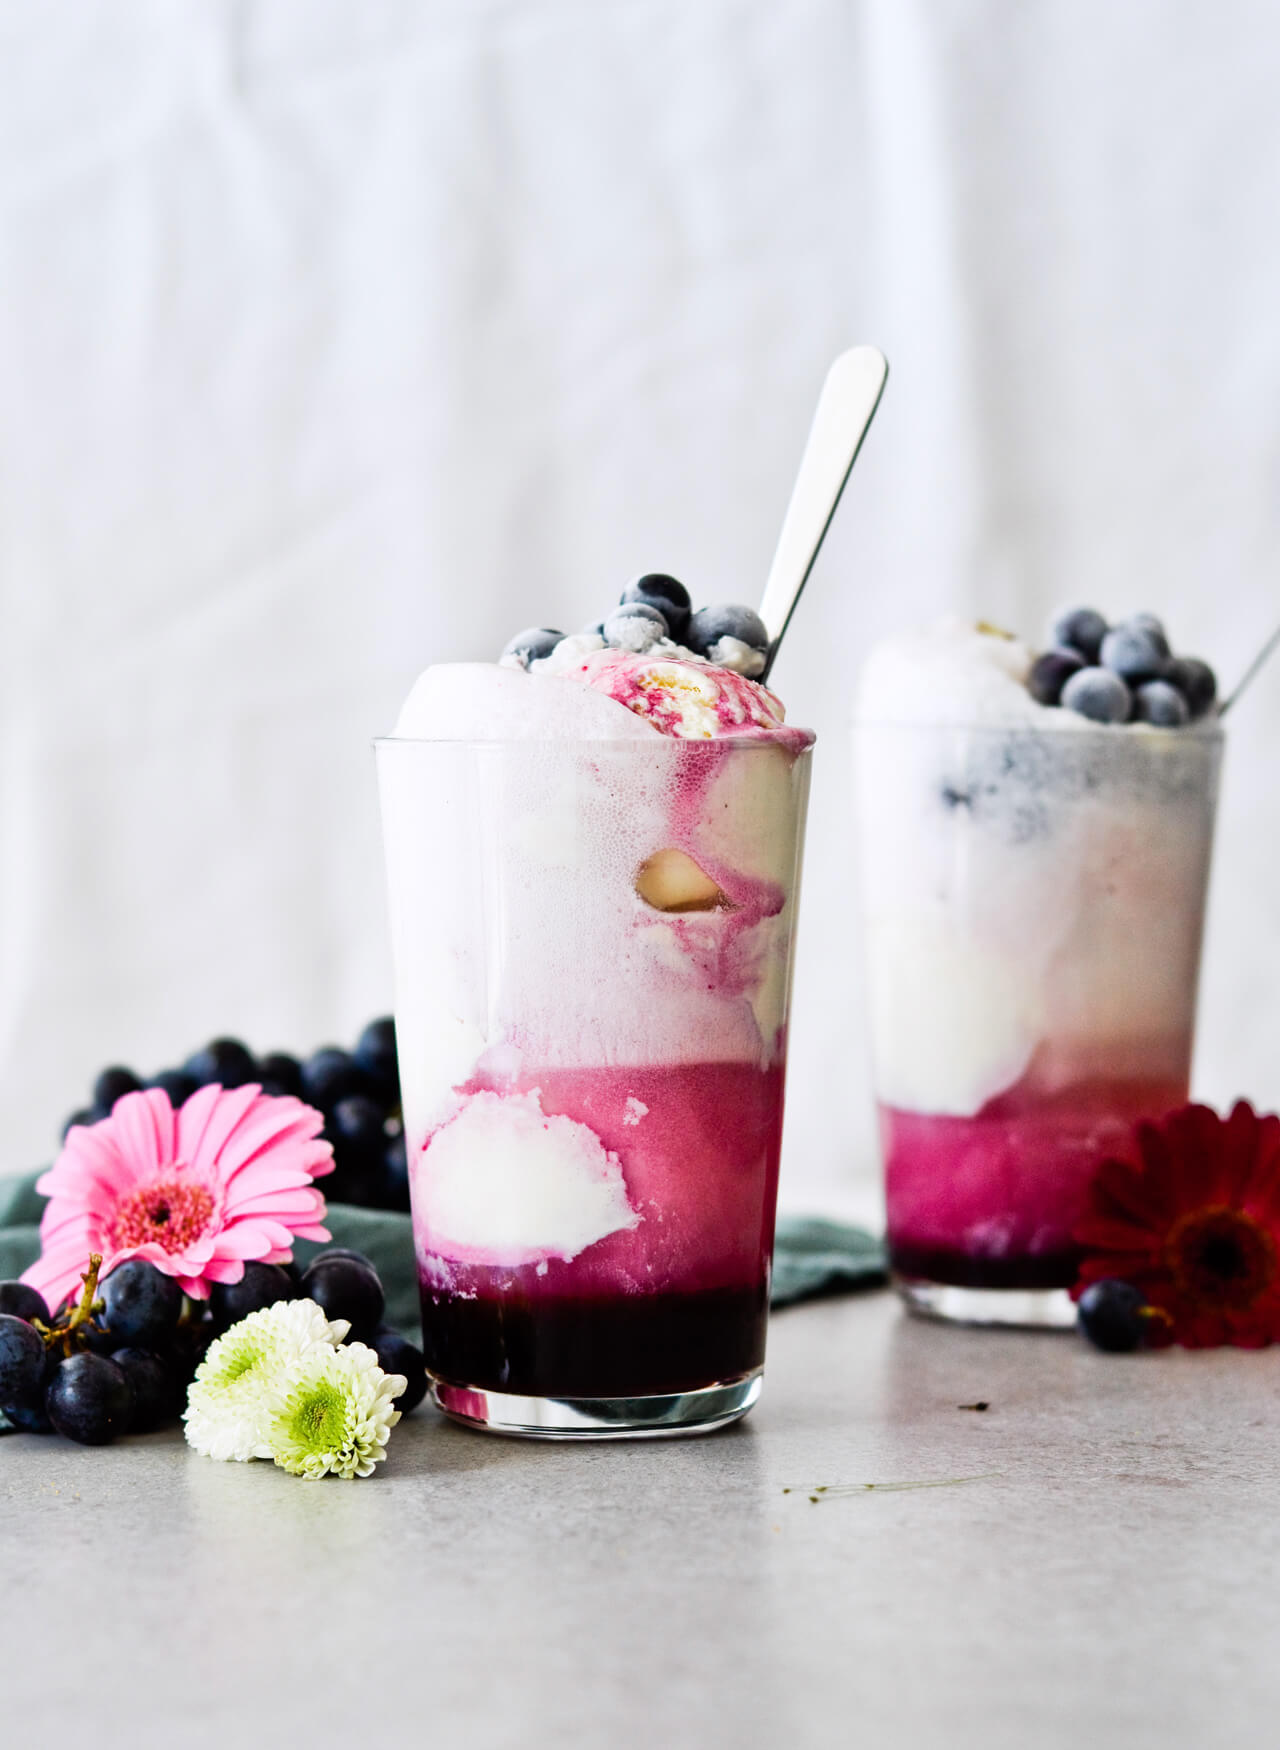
[1073,1101,1280,1348]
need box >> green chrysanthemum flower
[184,1298,349,1462]
[262,1341,406,1481]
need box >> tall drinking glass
[377,732,812,1435]
[855,719,1222,1326]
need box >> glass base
[896,1276,1077,1330]
[430,1369,763,1440]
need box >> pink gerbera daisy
[22,1084,333,1308]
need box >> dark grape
[301,1047,369,1113]
[354,1017,399,1103]
[371,1327,428,1413]
[209,1262,296,1330]
[2,1398,52,1433]
[328,1095,387,1185]
[184,1037,259,1089]
[299,1256,384,1343]
[111,1348,173,1432]
[166,1325,214,1390]
[97,1259,184,1349]
[0,1282,49,1325]
[46,1353,133,1444]
[258,1052,304,1099]
[62,1106,107,1140]
[147,1069,199,1106]
[0,1315,48,1407]
[377,1130,411,1214]
[92,1065,142,1111]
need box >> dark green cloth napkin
[0,1172,885,1338]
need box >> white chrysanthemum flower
[261,1340,406,1481]
[183,1297,349,1462]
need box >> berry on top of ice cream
[1033,608,1217,726]
[488,573,798,741]
[500,575,772,681]
[858,613,1218,733]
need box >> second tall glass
[377,732,812,1435]
[855,718,1222,1326]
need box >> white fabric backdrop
[3,0,1279,1218]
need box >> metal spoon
[1220,618,1280,716]
[757,345,889,682]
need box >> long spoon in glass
[758,346,889,684]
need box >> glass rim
[852,717,1224,744]
[373,731,816,751]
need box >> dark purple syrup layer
[419,1280,768,1398]
[889,1241,1083,1292]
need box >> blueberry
[0,1282,49,1325]
[184,1037,259,1090]
[1099,622,1170,683]
[620,574,692,641]
[61,1106,107,1140]
[1050,607,1109,663]
[353,1017,399,1103]
[97,1260,184,1349]
[686,605,769,658]
[1028,647,1086,706]
[1128,612,1167,639]
[299,1256,384,1343]
[146,1068,199,1106]
[1059,666,1132,724]
[1077,1279,1150,1353]
[1133,679,1191,728]
[208,1262,296,1331]
[300,1047,368,1113]
[580,620,606,637]
[111,1348,173,1432]
[92,1066,142,1111]
[371,1328,428,1413]
[46,1352,133,1444]
[501,628,563,669]
[602,604,669,654]
[257,1052,304,1099]
[1167,656,1217,719]
[0,1314,48,1407]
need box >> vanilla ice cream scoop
[569,649,791,740]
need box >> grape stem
[32,1253,106,1358]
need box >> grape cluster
[0,1248,427,1445]
[62,1016,409,1214]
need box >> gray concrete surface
[3,1289,1278,1749]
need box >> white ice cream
[415,1089,640,1267]
[855,620,1221,1117]
[858,617,1043,728]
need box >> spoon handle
[1220,618,1280,716]
[758,345,888,682]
